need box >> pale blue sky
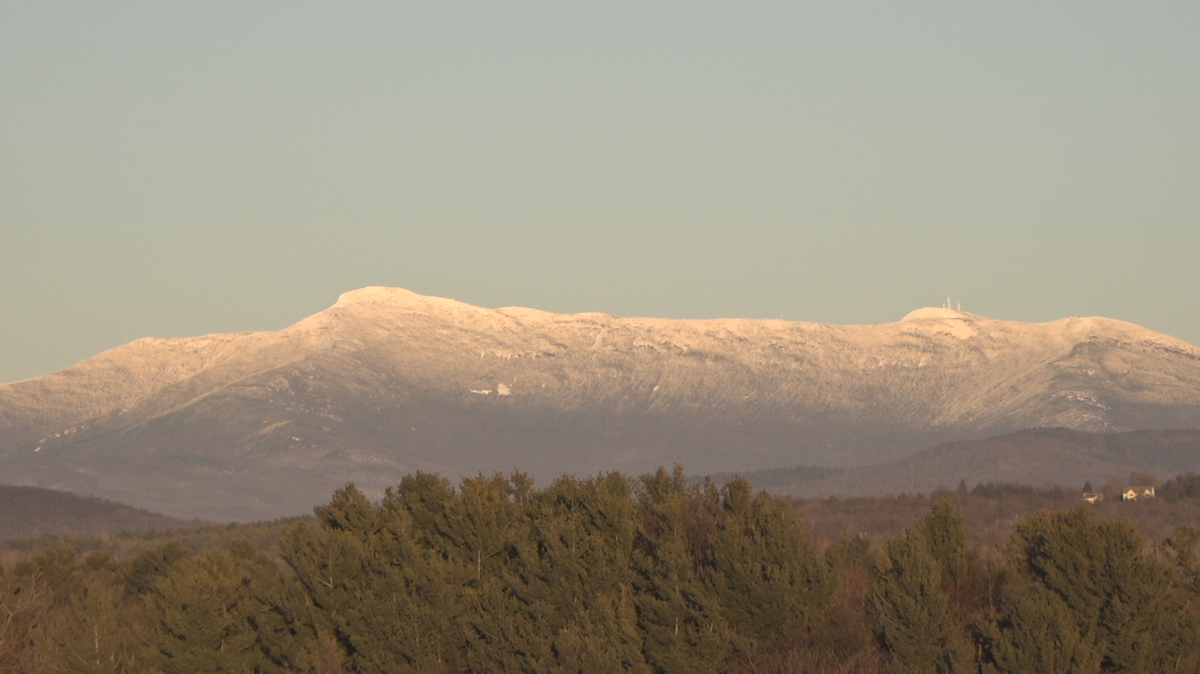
[2,2,1198,383]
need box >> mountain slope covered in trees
[0,486,203,541]
[770,428,1200,498]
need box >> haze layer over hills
[784,428,1200,498]
[3,286,1200,520]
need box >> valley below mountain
[3,286,1200,520]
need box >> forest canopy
[3,468,1200,673]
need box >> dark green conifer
[921,496,968,591]
[984,578,1102,674]
[705,476,827,651]
[145,539,311,673]
[284,482,460,672]
[124,541,189,596]
[632,467,741,673]
[873,498,975,674]
[986,507,1200,674]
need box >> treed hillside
[772,427,1200,498]
[4,470,1200,673]
[0,486,205,541]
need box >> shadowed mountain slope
[0,485,202,541]
[3,287,1200,520]
[787,428,1200,498]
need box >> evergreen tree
[520,474,647,673]
[873,498,975,674]
[284,482,459,673]
[986,507,1200,673]
[704,476,827,651]
[632,467,742,673]
[146,539,314,673]
[921,497,968,592]
[984,578,1102,674]
[452,472,651,673]
[1162,525,1200,595]
[124,542,190,596]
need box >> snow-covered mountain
[4,286,1200,520]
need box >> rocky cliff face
[4,286,1200,520]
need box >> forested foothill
[0,486,207,543]
[3,470,1200,673]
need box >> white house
[1122,486,1156,501]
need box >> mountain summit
[3,287,1200,520]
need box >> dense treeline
[3,469,1200,673]
[0,517,308,571]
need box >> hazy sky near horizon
[2,2,1198,383]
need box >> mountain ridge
[3,287,1200,520]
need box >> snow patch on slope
[902,307,969,321]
